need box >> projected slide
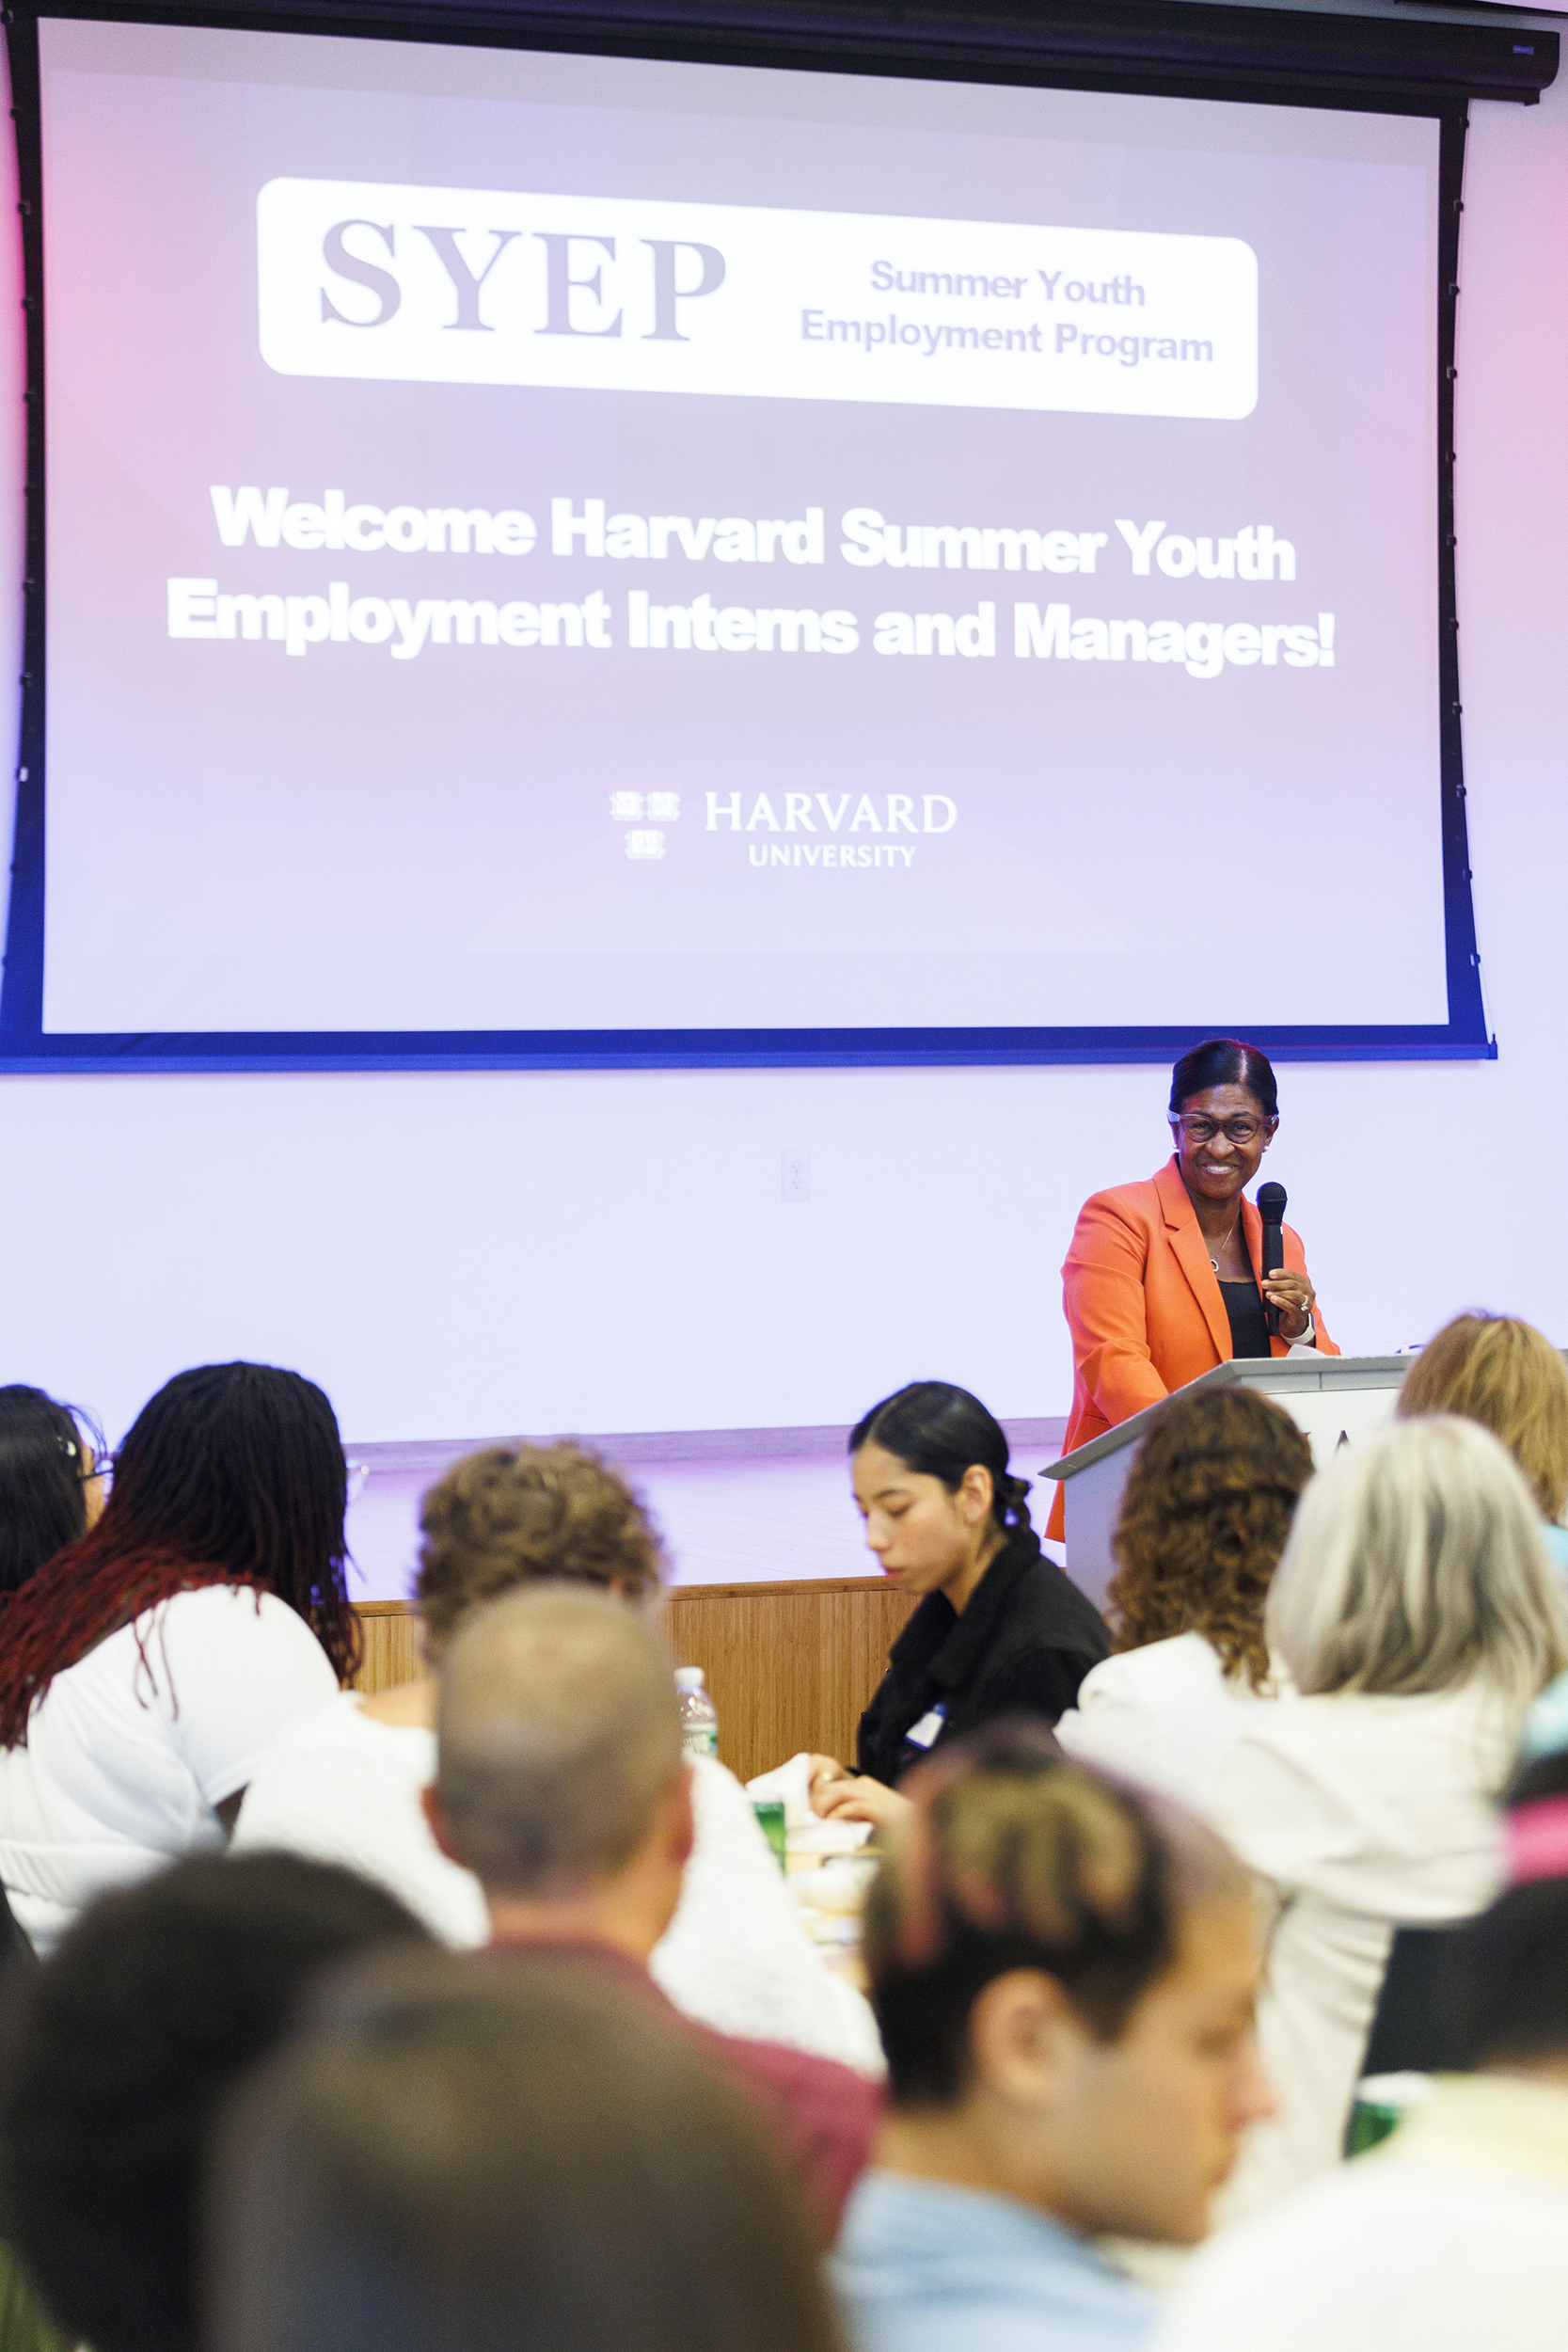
[30,22,1454,1048]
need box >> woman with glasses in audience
[0,1362,357,1953]
[1049,1037,1336,1542]
[1203,1413,1568,2221]
[1056,1385,1313,1804]
[0,1386,108,1600]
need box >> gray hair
[1267,1414,1568,1716]
[436,1582,682,1896]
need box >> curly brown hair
[1106,1387,1313,1690]
[415,1443,664,1650]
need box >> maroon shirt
[480,1934,879,2236]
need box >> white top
[1203,1680,1511,2219]
[232,1693,885,2076]
[1155,2074,1568,2352]
[0,1585,340,1952]
[1054,1632,1285,1804]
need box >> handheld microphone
[1258,1181,1288,1339]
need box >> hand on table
[1262,1267,1315,1343]
[806,1755,911,1832]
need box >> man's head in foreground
[209,1950,845,2352]
[863,1724,1275,2246]
[427,1581,691,1959]
[0,1851,430,2352]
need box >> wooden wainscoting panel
[352,1580,913,1785]
[663,1579,915,1786]
[354,1602,420,1695]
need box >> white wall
[1,48,1564,1444]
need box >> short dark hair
[0,1386,95,1597]
[210,1953,847,2352]
[863,1724,1248,2108]
[849,1381,1031,1534]
[0,1853,432,2352]
[435,1584,682,1895]
[1168,1038,1278,1119]
[1448,1748,1568,2070]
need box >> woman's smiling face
[1169,1082,1275,1210]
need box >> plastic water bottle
[674,1666,719,1761]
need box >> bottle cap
[673,1666,705,1690]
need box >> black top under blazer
[855,1524,1111,1788]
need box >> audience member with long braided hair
[0,1362,359,1952]
[1056,1386,1313,1802]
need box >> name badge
[904,1705,947,1751]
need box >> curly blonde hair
[1107,1387,1314,1690]
[415,1443,664,1649]
[1397,1312,1568,1525]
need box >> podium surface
[1043,1355,1411,1611]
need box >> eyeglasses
[1173,1116,1272,1146]
[79,1451,114,1492]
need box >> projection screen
[4,15,1484,1065]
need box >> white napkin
[745,1753,872,1853]
[744,1751,817,1829]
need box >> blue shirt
[832,2170,1156,2352]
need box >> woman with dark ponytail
[0,1363,358,1952]
[807,1383,1109,1831]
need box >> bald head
[435,1584,683,1898]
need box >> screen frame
[0,0,1517,1070]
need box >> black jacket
[856,1526,1111,1788]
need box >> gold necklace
[1208,1214,1243,1275]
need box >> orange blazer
[1048,1156,1337,1539]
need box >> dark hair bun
[1168,1037,1278,1120]
[849,1383,1031,1534]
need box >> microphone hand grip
[1256,1181,1288,1342]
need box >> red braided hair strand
[0,1550,271,1747]
[0,1363,360,1749]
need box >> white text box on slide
[257,179,1258,420]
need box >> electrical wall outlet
[782,1151,811,1201]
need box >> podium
[1042,1355,1411,1612]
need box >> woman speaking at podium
[1049,1038,1337,1541]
